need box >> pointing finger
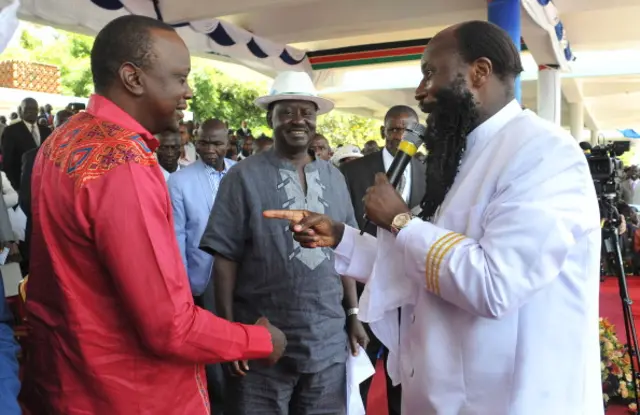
[263,209,307,223]
[292,213,326,233]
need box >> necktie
[30,124,39,146]
[397,175,407,201]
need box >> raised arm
[263,209,378,283]
[395,145,599,319]
[88,163,273,363]
[199,169,247,324]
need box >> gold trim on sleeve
[425,232,466,295]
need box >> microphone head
[402,123,426,146]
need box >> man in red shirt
[20,15,285,414]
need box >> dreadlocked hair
[419,76,480,221]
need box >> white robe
[334,100,604,415]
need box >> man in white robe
[264,21,603,415]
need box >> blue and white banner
[0,0,311,75]
[521,0,575,70]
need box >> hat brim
[332,153,364,163]
[254,94,334,115]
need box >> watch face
[393,213,411,228]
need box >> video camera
[587,141,629,200]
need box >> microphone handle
[387,153,412,188]
[360,153,412,235]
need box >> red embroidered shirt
[21,95,273,414]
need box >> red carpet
[365,276,640,415]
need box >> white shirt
[382,147,411,203]
[334,100,603,415]
[23,120,40,146]
[160,164,180,182]
[178,142,197,167]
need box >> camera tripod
[601,199,640,413]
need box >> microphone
[361,122,426,235]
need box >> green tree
[317,112,381,149]
[189,64,271,134]
[3,23,382,144]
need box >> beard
[420,75,480,221]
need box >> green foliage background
[2,23,383,149]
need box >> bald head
[200,119,227,134]
[424,21,523,85]
[156,130,181,173]
[54,109,74,128]
[197,119,229,169]
[383,105,419,155]
[384,105,418,123]
[20,97,39,124]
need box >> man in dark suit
[340,105,426,415]
[235,120,252,137]
[19,109,72,271]
[1,98,51,190]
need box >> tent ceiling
[1,0,638,129]
[220,0,481,49]
[321,75,640,131]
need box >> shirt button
[410,368,415,377]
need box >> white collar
[382,147,393,167]
[466,99,523,152]
[382,147,412,173]
[160,164,180,174]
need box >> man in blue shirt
[168,118,235,413]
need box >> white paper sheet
[1,262,22,297]
[346,345,376,415]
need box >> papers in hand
[347,345,376,415]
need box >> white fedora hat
[254,71,334,115]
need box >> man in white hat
[199,71,369,414]
[330,144,364,167]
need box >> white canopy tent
[0,0,638,134]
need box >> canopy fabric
[0,0,311,76]
[620,129,640,139]
[0,0,19,55]
[521,0,574,70]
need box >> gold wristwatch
[390,212,414,235]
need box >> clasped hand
[228,317,287,377]
[263,173,410,243]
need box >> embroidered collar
[86,94,159,152]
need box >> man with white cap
[331,144,364,167]
[199,71,368,414]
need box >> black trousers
[358,323,402,415]
[193,278,226,414]
[224,360,346,415]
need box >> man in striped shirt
[167,118,236,412]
